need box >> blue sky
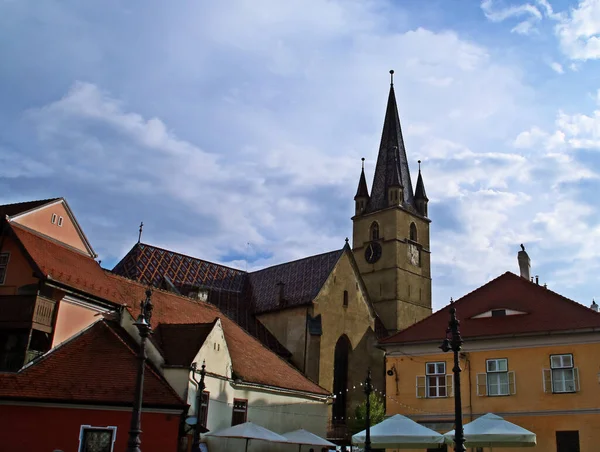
[2,0,600,311]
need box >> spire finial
[138,222,144,244]
[389,69,394,86]
[418,159,421,172]
[361,157,365,170]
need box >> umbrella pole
[298,445,301,452]
[245,438,249,452]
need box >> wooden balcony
[0,295,56,333]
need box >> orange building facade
[380,271,600,452]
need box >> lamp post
[440,299,466,452]
[190,360,208,452]
[126,289,154,452]
[364,367,372,452]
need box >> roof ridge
[249,248,344,275]
[134,242,247,274]
[0,197,60,209]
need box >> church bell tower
[352,70,431,334]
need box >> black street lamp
[190,360,208,451]
[364,367,372,452]
[126,289,154,452]
[440,298,466,452]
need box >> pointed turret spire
[367,70,414,213]
[414,160,428,217]
[354,158,369,215]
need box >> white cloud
[555,0,600,61]
[550,61,565,73]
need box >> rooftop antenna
[361,157,365,170]
[390,69,394,86]
[138,222,144,244]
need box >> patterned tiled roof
[0,320,185,408]
[112,243,246,293]
[248,249,344,314]
[367,83,415,213]
[0,198,60,219]
[381,272,600,344]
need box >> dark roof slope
[155,322,216,366]
[0,320,185,408]
[0,198,60,219]
[382,272,600,344]
[112,243,246,292]
[367,83,414,213]
[248,249,344,313]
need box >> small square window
[78,425,116,452]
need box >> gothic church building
[113,73,432,440]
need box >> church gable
[6,198,95,257]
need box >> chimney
[518,244,531,280]
[591,299,599,312]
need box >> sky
[2,0,600,311]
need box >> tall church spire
[414,160,429,217]
[354,158,369,215]
[367,70,414,213]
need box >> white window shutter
[542,369,552,393]
[476,373,487,396]
[416,375,426,398]
[508,371,516,395]
[446,374,454,397]
[574,368,580,392]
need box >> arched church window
[343,290,348,307]
[410,222,417,242]
[370,222,380,241]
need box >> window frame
[0,252,10,285]
[78,425,117,452]
[550,353,577,394]
[343,290,349,308]
[486,358,510,396]
[409,222,418,242]
[369,222,380,241]
[58,216,64,227]
[425,361,447,398]
[231,398,248,426]
[51,213,57,224]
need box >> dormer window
[491,309,506,317]
[471,308,527,319]
[370,222,380,241]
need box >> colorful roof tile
[0,320,185,408]
[381,272,600,344]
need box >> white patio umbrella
[444,413,536,450]
[206,421,289,451]
[352,414,446,449]
[282,429,336,452]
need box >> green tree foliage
[349,392,386,435]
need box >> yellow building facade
[380,270,600,452]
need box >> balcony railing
[0,295,56,332]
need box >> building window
[51,213,57,224]
[426,362,447,397]
[477,359,515,396]
[231,399,248,426]
[370,222,379,241]
[487,359,509,395]
[491,309,506,317]
[343,290,348,307]
[200,391,210,429]
[0,253,9,285]
[409,222,417,242]
[546,354,579,393]
[58,216,64,227]
[78,425,117,452]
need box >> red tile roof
[382,272,600,344]
[0,198,60,219]
[10,223,328,396]
[0,320,185,408]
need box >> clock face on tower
[408,243,420,267]
[365,241,382,264]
